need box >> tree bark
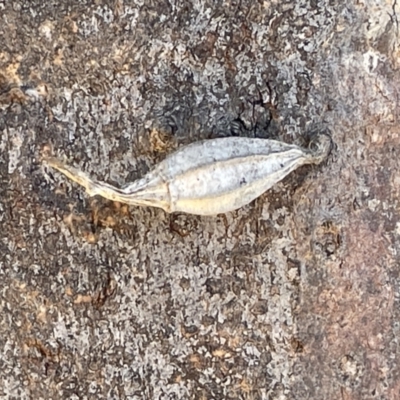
[1,1,400,399]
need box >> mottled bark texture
[1,1,400,399]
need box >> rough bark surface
[1,1,400,399]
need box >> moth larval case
[44,134,331,216]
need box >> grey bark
[1,0,400,399]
